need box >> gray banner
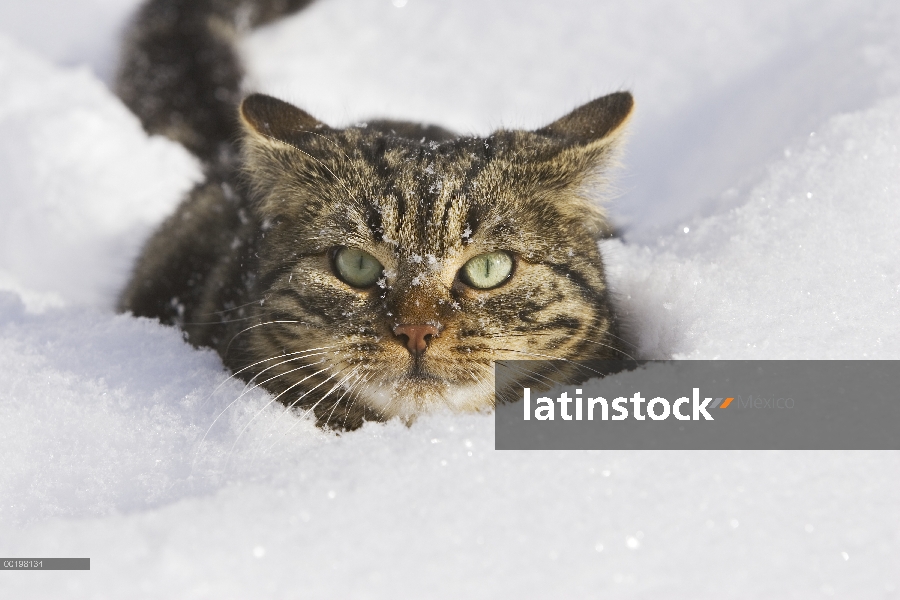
[494,361,900,449]
[1,558,90,570]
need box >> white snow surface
[1,0,899,597]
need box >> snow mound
[608,94,900,359]
[0,35,200,309]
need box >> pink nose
[393,324,440,356]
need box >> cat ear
[535,91,634,148]
[239,93,329,145]
[523,92,633,238]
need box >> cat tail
[116,0,315,162]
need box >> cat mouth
[404,355,440,381]
[355,352,492,416]
[384,363,449,392]
[402,371,441,383]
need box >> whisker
[181,296,305,325]
[479,330,638,361]
[262,365,362,454]
[598,329,639,350]
[224,319,301,357]
[339,371,374,428]
[242,363,350,457]
[321,367,367,428]
[491,347,608,385]
[572,336,637,361]
[494,360,564,390]
[247,364,357,463]
[292,364,359,424]
[180,314,265,326]
[197,345,336,410]
[221,365,335,473]
[191,352,333,472]
[238,349,332,393]
[231,358,331,412]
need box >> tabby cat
[117,0,634,429]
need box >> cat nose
[393,324,440,356]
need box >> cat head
[236,91,633,427]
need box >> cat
[116,0,634,429]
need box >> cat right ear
[518,92,633,239]
[239,93,329,146]
[535,91,634,149]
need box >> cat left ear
[239,93,329,145]
[535,91,634,148]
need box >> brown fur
[117,0,634,429]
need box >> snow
[0,35,200,309]
[610,95,900,359]
[1,0,898,597]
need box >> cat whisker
[339,371,375,428]
[491,347,605,381]
[204,298,264,315]
[246,363,363,459]
[239,349,334,391]
[258,364,364,457]
[493,360,566,390]
[597,329,639,350]
[321,367,368,428]
[222,365,335,474]
[197,346,336,410]
[180,314,265,326]
[234,356,332,404]
[294,364,361,424]
[562,326,639,353]
[192,353,332,472]
[497,358,583,392]
[568,335,637,361]
[223,319,302,357]
[481,330,638,361]
[247,363,356,463]
[182,295,295,324]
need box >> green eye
[334,247,383,288]
[460,251,514,289]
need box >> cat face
[235,93,633,427]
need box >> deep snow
[0,0,898,597]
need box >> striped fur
[117,0,634,428]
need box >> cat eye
[459,251,514,290]
[333,247,383,288]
